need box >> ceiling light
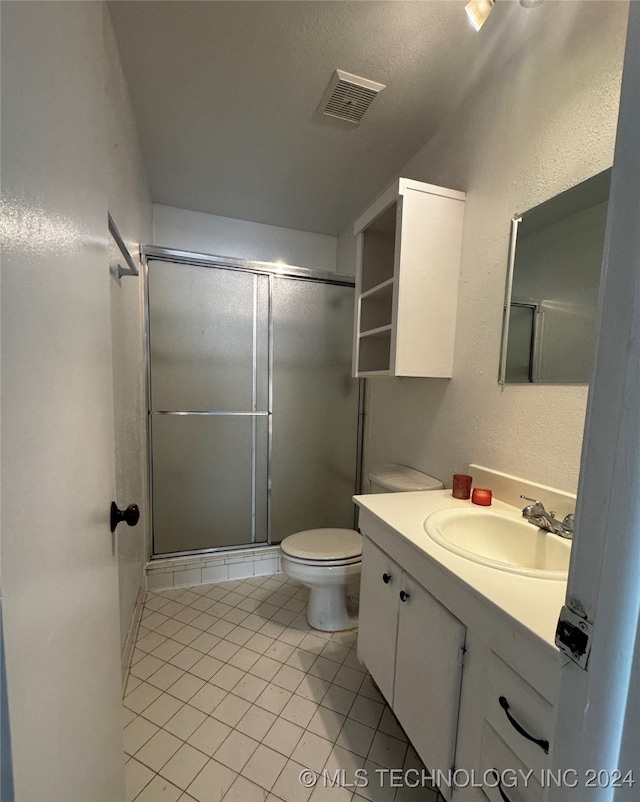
[465,0,494,31]
[519,0,544,7]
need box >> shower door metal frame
[143,245,360,561]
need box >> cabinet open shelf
[359,323,392,338]
[359,282,394,332]
[360,203,397,293]
[352,178,465,378]
[357,327,392,374]
[360,277,395,299]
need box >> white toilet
[279,464,443,631]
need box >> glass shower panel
[147,260,269,555]
[270,277,358,541]
[148,262,268,411]
[151,414,268,554]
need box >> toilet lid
[280,529,362,561]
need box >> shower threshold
[146,543,281,593]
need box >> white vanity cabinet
[358,537,467,791]
[455,644,556,802]
[356,508,560,802]
[352,178,465,378]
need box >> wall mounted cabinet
[353,178,465,377]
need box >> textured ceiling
[109,1,527,235]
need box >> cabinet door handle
[489,770,512,802]
[498,696,549,754]
[382,573,392,584]
[399,590,410,602]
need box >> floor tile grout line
[127,760,157,802]
[129,605,367,719]
[129,656,368,727]
[129,677,394,758]
[127,574,427,802]
[130,674,406,783]
[130,719,413,802]
[128,704,398,783]
[136,591,316,662]
[139,607,347,655]
[128,665,364,730]
[130,621,360,695]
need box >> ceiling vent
[318,70,385,125]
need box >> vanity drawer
[479,723,542,802]
[485,653,553,774]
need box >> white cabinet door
[357,538,400,704]
[2,4,125,800]
[353,178,465,378]
[394,571,466,780]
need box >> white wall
[104,8,153,652]
[1,2,127,797]
[339,1,628,494]
[153,203,339,272]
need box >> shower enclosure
[145,250,359,557]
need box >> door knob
[110,502,140,533]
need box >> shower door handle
[110,501,140,533]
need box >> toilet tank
[368,464,443,494]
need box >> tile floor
[123,573,442,802]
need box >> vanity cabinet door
[394,571,467,785]
[357,537,400,704]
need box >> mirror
[499,168,611,384]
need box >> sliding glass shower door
[148,262,269,554]
[147,259,357,556]
[270,277,357,540]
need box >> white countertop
[354,489,568,652]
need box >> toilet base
[306,581,359,632]
[280,554,361,632]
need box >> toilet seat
[281,553,362,568]
[280,528,361,562]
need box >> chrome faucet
[520,495,575,539]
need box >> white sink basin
[424,508,570,579]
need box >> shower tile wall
[147,547,282,592]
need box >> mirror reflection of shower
[501,168,611,384]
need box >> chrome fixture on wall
[520,495,574,539]
[108,214,139,279]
